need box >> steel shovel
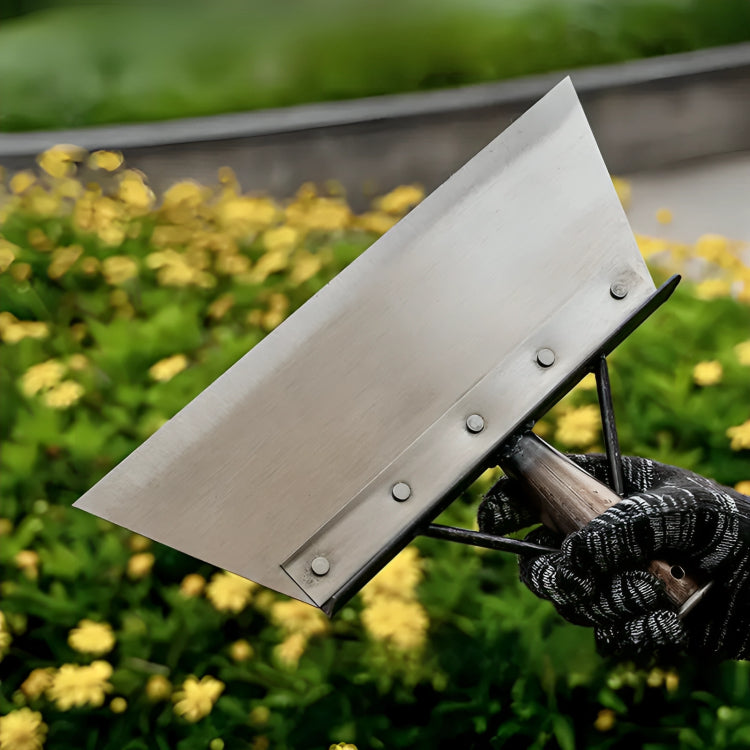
[74,78,704,615]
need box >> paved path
[624,151,750,243]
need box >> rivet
[392,482,412,502]
[311,556,330,576]
[536,348,555,368]
[610,281,628,300]
[466,414,485,433]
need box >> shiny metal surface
[74,78,654,609]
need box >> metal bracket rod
[420,523,558,555]
[594,354,625,496]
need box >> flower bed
[0,148,749,749]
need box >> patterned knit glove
[478,454,750,659]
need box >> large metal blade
[74,78,654,610]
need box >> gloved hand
[478,454,750,659]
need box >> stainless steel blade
[74,78,655,609]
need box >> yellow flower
[10,171,36,195]
[694,279,731,300]
[21,669,54,700]
[151,224,194,247]
[147,249,214,288]
[356,211,398,235]
[127,534,151,552]
[375,184,424,215]
[611,176,631,208]
[267,293,289,314]
[693,360,723,387]
[289,251,322,285]
[647,667,664,687]
[127,552,155,579]
[252,590,276,612]
[229,639,254,662]
[576,373,597,390]
[655,208,673,225]
[146,675,172,701]
[43,381,84,410]
[89,150,123,171]
[274,633,307,668]
[68,620,115,655]
[261,310,285,331]
[47,245,83,280]
[555,405,601,448]
[0,239,18,272]
[98,222,126,248]
[285,197,350,232]
[51,175,82,199]
[270,600,328,638]
[735,341,750,366]
[217,197,278,236]
[0,611,11,661]
[727,420,750,451]
[15,550,40,579]
[149,354,188,382]
[173,676,224,722]
[1,319,49,344]
[247,251,288,284]
[47,661,113,710]
[0,708,47,750]
[164,180,205,204]
[0,312,17,334]
[66,354,89,372]
[110,697,127,714]
[26,187,61,218]
[118,170,154,213]
[205,572,257,613]
[79,257,100,276]
[361,547,423,604]
[665,671,679,692]
[262,225,299,254]
[695,234,732,265]
[20,360,66,397]
[361,597,428,650]
[37,144,85,178]
[329,744,358,750]
[215,252,251,277]
[637,233,673,258]
[179,573,206,597]
[594,709,616,732]
[735,481,750,497]
[246,309,263,327]
[102,256,138,285]
[208,294,235,321]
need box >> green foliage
[1,165,750,748]
[1,0,750,131]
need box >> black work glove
[478,454,750,659]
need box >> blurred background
[1,0,749,239]
[1,3,750,749]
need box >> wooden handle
[499,432,703,611]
